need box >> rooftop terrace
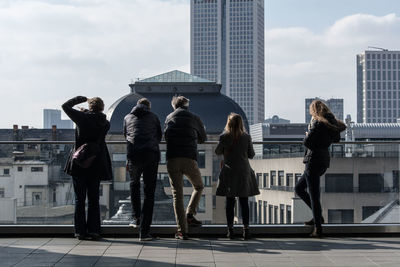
[1,236,400,267]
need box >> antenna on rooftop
[368,46,388,51]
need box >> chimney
[13,125,18,131]
[51,125,57,141]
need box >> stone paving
[0,237,400,266]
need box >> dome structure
[107,70,248,135]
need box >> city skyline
[0,0,399,128]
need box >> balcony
[0,140,400,266]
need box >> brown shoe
[187,216,202,227]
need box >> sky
[0,0,399,128]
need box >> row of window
[366,53,399,60]
[366,60,400,70]
[1,167,43,176]
[367,109,398,119]
[366,70,399,80]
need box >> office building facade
[305,98,344,123]
[357,50,400,123]
[43,109,73,129]
[191,0,265,125]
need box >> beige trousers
[167,157,204,233]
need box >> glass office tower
[191,0,265,125]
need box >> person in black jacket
[164,95,206,240]
[295,100,346,238]
[123,98,162,241]
[62,96,112,240]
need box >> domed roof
[106,70,248,135]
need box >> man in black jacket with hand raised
[124,98,162,241]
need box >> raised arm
[61,96,87,126]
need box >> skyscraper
[190,0,265,125]
[357,49,400,123]
[43,109,73,129]
[305,98,344,123]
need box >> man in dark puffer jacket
[124,98,162,241]
[164,95,206,240]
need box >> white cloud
[266,13,400,123]
[0,0,190,128]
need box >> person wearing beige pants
[164,96,207,240]
[167,157,204,235]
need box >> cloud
[0,0,190,128]
[266,13,400,122]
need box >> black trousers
[128,150,159,235]
[72,175,101,235]
[295,163,327,229]
[226,197,249,227]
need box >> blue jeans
[295,163,327,229]
[72,175,101,235]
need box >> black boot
[227,227,234,239]
[243,227,251,240]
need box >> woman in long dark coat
[215,113,260,239]
[62,96,112,240]
[295,100,346,238]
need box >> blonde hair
[224,113,246,140]
[309,100,346,130]
[88,97,104,113]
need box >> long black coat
[215,133,260,197]
[303,113,346,168]
[164,107,207,161]
[123,104,162,160]
[62,96,113,181]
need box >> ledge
[1,224,400,237]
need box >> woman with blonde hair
[295,100,346,238]
[215,113,259,239]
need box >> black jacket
[123,104,162,160]
[62,96,112,181]
[303,113,346,168]
[164,107,207,161]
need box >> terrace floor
[1,236,400,267]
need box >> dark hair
[88,97,104,113]
[137,98,151,109]
[171,95,189,110]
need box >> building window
[328,209,354,223]
[160,151,166,165]
[295,173,302,185]
[258,200,262,223]
[17,166,23,172]
[286,173,293,187]
[198,150,206,168]
[31,167,43,172]
[212,196,216,209]
[268,205,273,224]
[278,171,284,186]
[3,169,10,175]
[359,173,385,192]
[263,201,267,224]
[202,176,211,187]
[263,173,268,188]
[274,206,278,224]
[270,171,276,186]
[280,204,284,224]
[0,188,4,198]
[362,206,382,220]
[325,174,353,193]
[286,205,292,224]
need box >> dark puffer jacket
[164,107,207,161]
[62,96,112,181]
[303,113,347,168]
[123,104,162,160]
